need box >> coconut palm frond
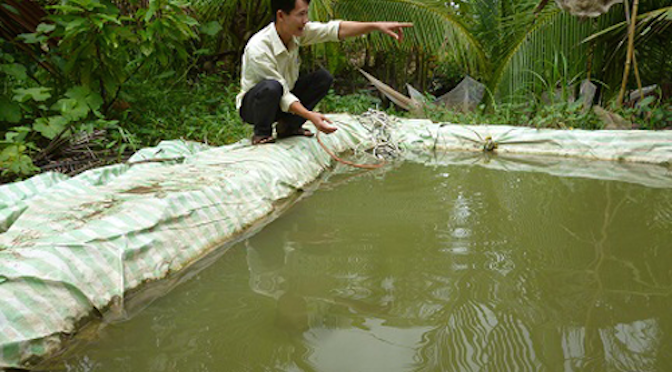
[336,0,487,76]
[471,0,545,59]
[632,26,672,85]
[583,6,672,44]
[638,5,672,31]
[488,4,618,101]
[576,4,672,95]
[309,0,335,21]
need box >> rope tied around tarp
[483,136,498,152]
[317,109,402,169]
[448,127,561,153]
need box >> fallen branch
[126,157,185,165]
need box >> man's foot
[252,135,276,145]
[277,127,314,139]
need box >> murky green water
[57,161,672,371]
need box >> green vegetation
[319,89,384,115]
[421,102,600,130]
[1,0,203,181]
[121,73,250,147]
[1,0,671,184]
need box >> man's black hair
[272,0,311,21]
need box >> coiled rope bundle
[317,109,402,170]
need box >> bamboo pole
[623,0,644,101]
[632,53,644,98]
[617,0,639,107]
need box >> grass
[319,89,384,114]
[412,96,605,129]
[116,73,671,152]
[119,73,252,148]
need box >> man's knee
[241,79,283,125]
[315,68,334,88]
[257,79,284,98]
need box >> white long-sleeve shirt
[236,21,341,113]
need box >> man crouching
[236,0,413,145]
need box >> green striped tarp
[2,113,671,369]
[0,117,370,369]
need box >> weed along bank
[2,112,672,370]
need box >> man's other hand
[308,112,337,134]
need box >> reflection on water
[57,162,672,371]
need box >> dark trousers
[239,68,333,136]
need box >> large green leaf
[1,3,19,15]
[0,63,27,81]
[65,86,104,111]
[12,87,52,102]
[36,23,57,34]
[5,127,31,143]
[0,144,38,176]
[0,96,22,123]
[33,116,70,140]
[17,32,48,44]
[200,21,222,36]
[51,98,90,120]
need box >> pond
[56,161,672,371]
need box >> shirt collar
[269,22,297,56]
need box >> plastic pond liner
[1,112,672,370]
